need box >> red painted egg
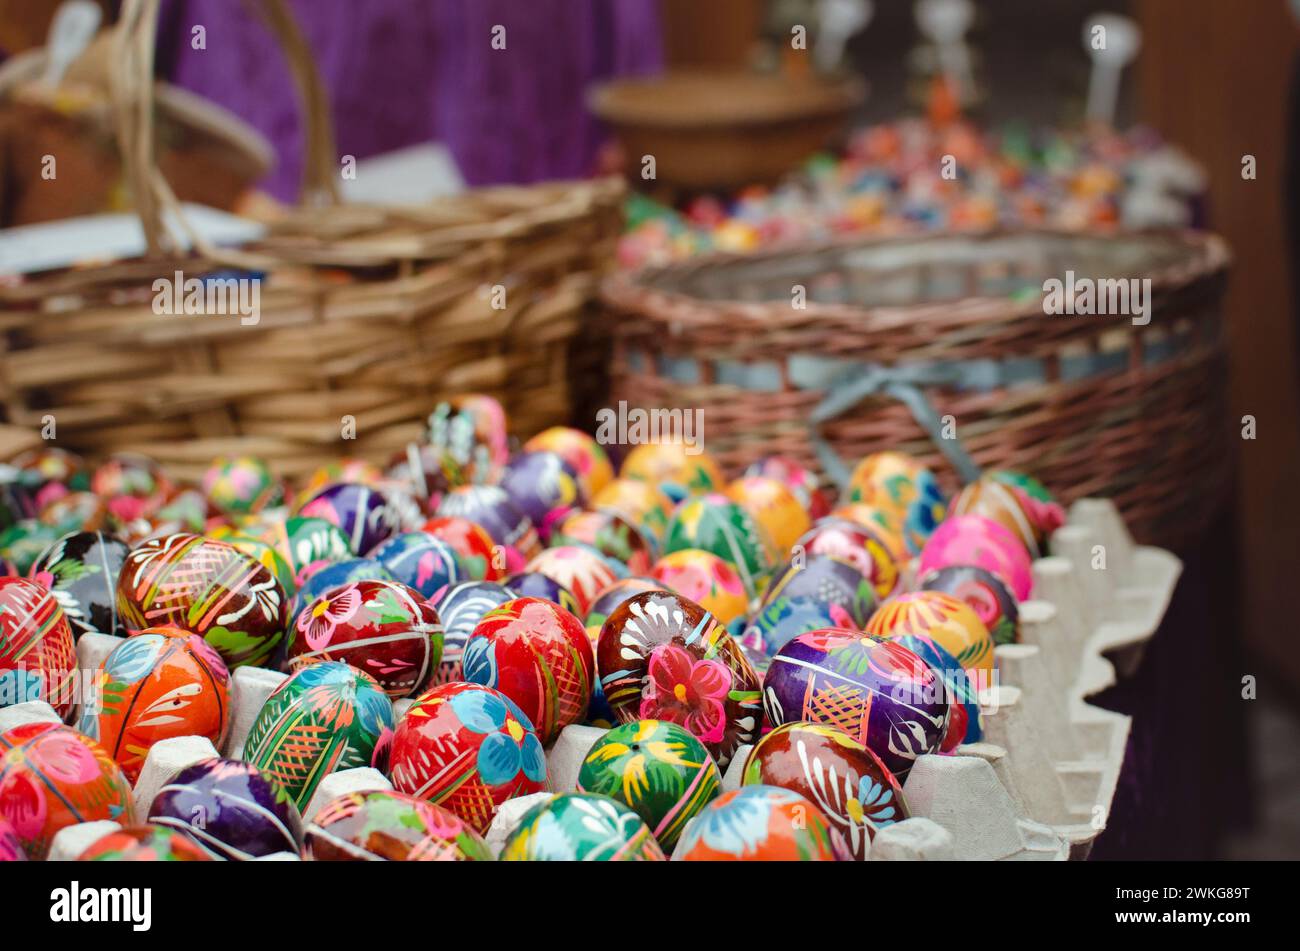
[0,576,77,719]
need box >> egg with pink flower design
[650,549,749,629]
[918,514,1034,601]
[597,590,761,768]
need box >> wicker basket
[0,0,623,481]
[601,229,1232,550]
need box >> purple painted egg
[500,451,585,542]
[918,514,1034,601]
[432,581,517,683]
[919,564,1020,645]
[147,758,303,860]
[584,576,662,630]
[760,554,877,627]
[503,572,581,616]
[437,485,540,559]
[763,629,949,779]
[371,532,464,602]
[299,483,399,555]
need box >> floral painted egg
[201,456,284,516]
[673,785,848,861]
[0,815,24,860]
[650,549,748,629]
[831,503,908,560]
[919,514,1034,600]
[951,473,1065,558]
[0,576,77,718]
[116,533,289,669]
[0,722,133,858]
[761,554,877,628]
[500,451,585,542]
[523,545,620,617]
[577,719,722,851]
[463,597,594,744]
[524,426,615,498]
[38,491,108,534]
[28,531,129,640]
[888,632,982,748]
[552,508,656,575]
[620,443,724,504]
[664,498,776,599]
[865,591,995,676]
[432,581,516,683]
[370,532,463,602]
[503,572,581,615]
[920,564,1020,645]
[739,595,851,656]
[79,826,212,861]
[597,590,760,768]
[990,470,1066,542]
[91,454,172,524]
[584,576,662,630]
[80,627,231,782]
[389,682,546,833]
[847,451,947,554]
[742,721,907,860]
[305,789,493,861]
[288,580,442,699]
[256,516,355,589]
[289,557,394,630]
[501,792,666,861]
[795,518,901,601]
[421,516,505,581]
[147,758,303,859]
[243,662,394,810]
[724,475,811,554]
[299,483,399,556]
[0,520,61,574]
[763,629,949,778]
[591,478,674,542]
[437,485,540,559]
[744,455,831,519]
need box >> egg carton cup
[39,498,1176,861]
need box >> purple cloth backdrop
[157,0,662,199]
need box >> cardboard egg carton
[31,497,1176,861]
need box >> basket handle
[110,0,340,260]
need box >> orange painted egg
[524,427,615,498]
[650,550,748,629]
[672,785,850,861]
[78,825,211,861]
[724,475,811,554]
[591,478,674,542]
[864,590,995,675]
[620,443,724,504]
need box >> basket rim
[600,227,1232,332]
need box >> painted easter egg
[243,662,394,811]
[742,721,907,860]
[216,533,296,597]
[552,508,656,575]
[91,454,172,524]
[288,580,442,699]
[201,456,284,516]
[115,533,289,669]
[650,549,748,629]
[370,532,463,602]
[437,485,540,559]
[597,590,760,768]
[147,758,303,860]
[503,572,580,615]
[763,629,949,778]
[299,483,399,556]
[38,491,108,534]
[663,498,776,599]
[11,447,89,503]
[432,580,516,683]
[297,459,383,508]
[620,443,723,504]
[388,682,546,833]
[584,577,662,630]
[421,516,505,581]
[739,595,851,656]
[78,826,212,861]
[0,722,133,858]
[831,503,908,560]
[462,597,594,744]
[257,516,355,589]
[0,815,24,860]
[591,478,674,542]
[500,792,666,861]
[446,394,510,471]
[523,545,620,617]
[920,564,1020,645]
[577,719,722,851]
[724,475,811,554]
[888,632,982,748]
[761,554,877,628]
[289,557,394,627]
[918,513,1034,600]
[0,576,77,718]
[386,444,465,511]
[951,473,1066,557]
[673,785,848,861]
[305,789,493,861]
[0,520,61,575]
[795,518,901,601]
[847,452,947,554]
[27,531,128,640]
[865,590,995,676]
[744,455,831,519]
[524,426,615,498]
[500,451,585,542]
[79,627,231,782]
